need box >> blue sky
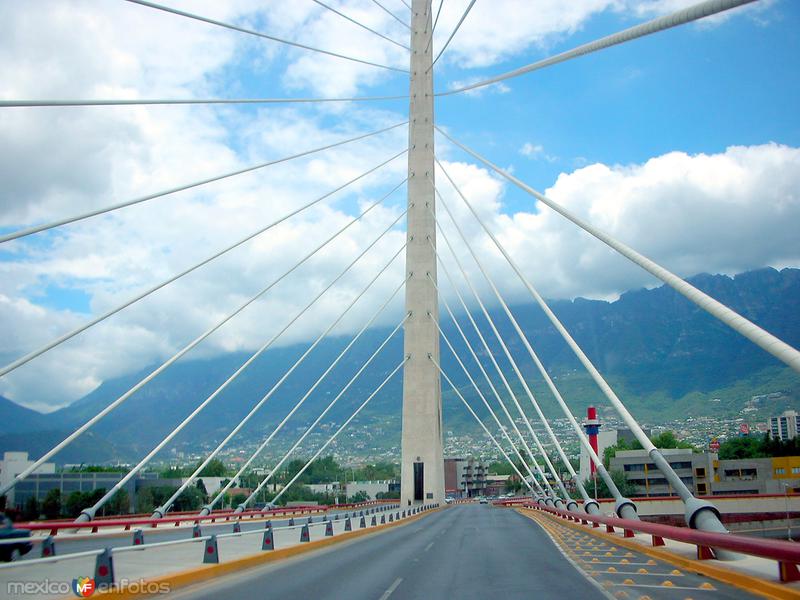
[212,0,800,212]
[1,0,799,409]
[435,2,799,208]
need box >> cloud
[0,1,409,410]
[433,143,800,309]
[629,0,775,25]
[0,0,790,412]
[519,142,557,163]
[429,0,766,71]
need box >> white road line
[378,577,403,600]
[424,541,434,551]
[523,514,615,600]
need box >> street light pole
[784,482,793,542]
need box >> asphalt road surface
[169,504,611,600]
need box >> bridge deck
[165,504,758,600]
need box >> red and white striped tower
[583,407,601,475]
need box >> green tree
[64,491,87,518]
[231,492,247,507]
[42,489,62,520]
[159,466,190,478]
[488,462,515,476]
[650,431,695,450]
[305,456,341,483]
[718,435,766,459]
[197,459,228,477]
[62,489,106,518]
[353,461,398,481]
[195,479,208,497]
[106,489,130,516]
[376,491,400,500]
[67,465,127,473]
[761,434,800,457]
[349,490,369,503]
[172,487,205,511]
[22,496,39,521]
[136,486,177,514]
[0,495,7,511]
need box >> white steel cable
[436,135,800,374]
[437,0,756,95]
[430,275,575,500]
[0,183,397,498]
[310,0,410,50]
[231,318,409,511]
[211,304,408,514]
[433,166,607,481]
[0,148,407,379]
[0,96,408,108]
[436,128,800,427]
[433,179,596,488]
[429,236,561,499]
[424,0,444,53]
[427,0,476,72]
[0,122,404,244]
[158,249,409,517]
[81,214,408,519]
[429,152,655,456]
[430,221,566,493]
[431,356,538,494]
[432,157,656,458]
[399,0,412,10]
[269,356,409,505]
[431,312,544,493]
[125,0,408,72]
[370,0,411,30]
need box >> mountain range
[1,267,798,464]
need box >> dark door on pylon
[413,462,424,501]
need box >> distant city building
[308,482,342,496]
[0,452,55,507]
[12,471,153,513]
[5,457,235,514]
[188,477,226,497]
[769,410,800,441]
[444,457,488,498]
[610,448,800,496]
[483,474,513,497]
[225,487,252,500]
[344,480,398,500]
[578,427,650,483]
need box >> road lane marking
[424,541,434,551]
[378,577,403,600]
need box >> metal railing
[0,503,422,580]
[523,502,800,583]
[12,499,392,536]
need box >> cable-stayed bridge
[1,0,799,598]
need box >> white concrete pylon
[401,0,444,507]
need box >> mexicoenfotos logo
[72,577,96,598]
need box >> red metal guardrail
[524,502,800,583]
[17,500,391,536]
[594,492,798,503]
